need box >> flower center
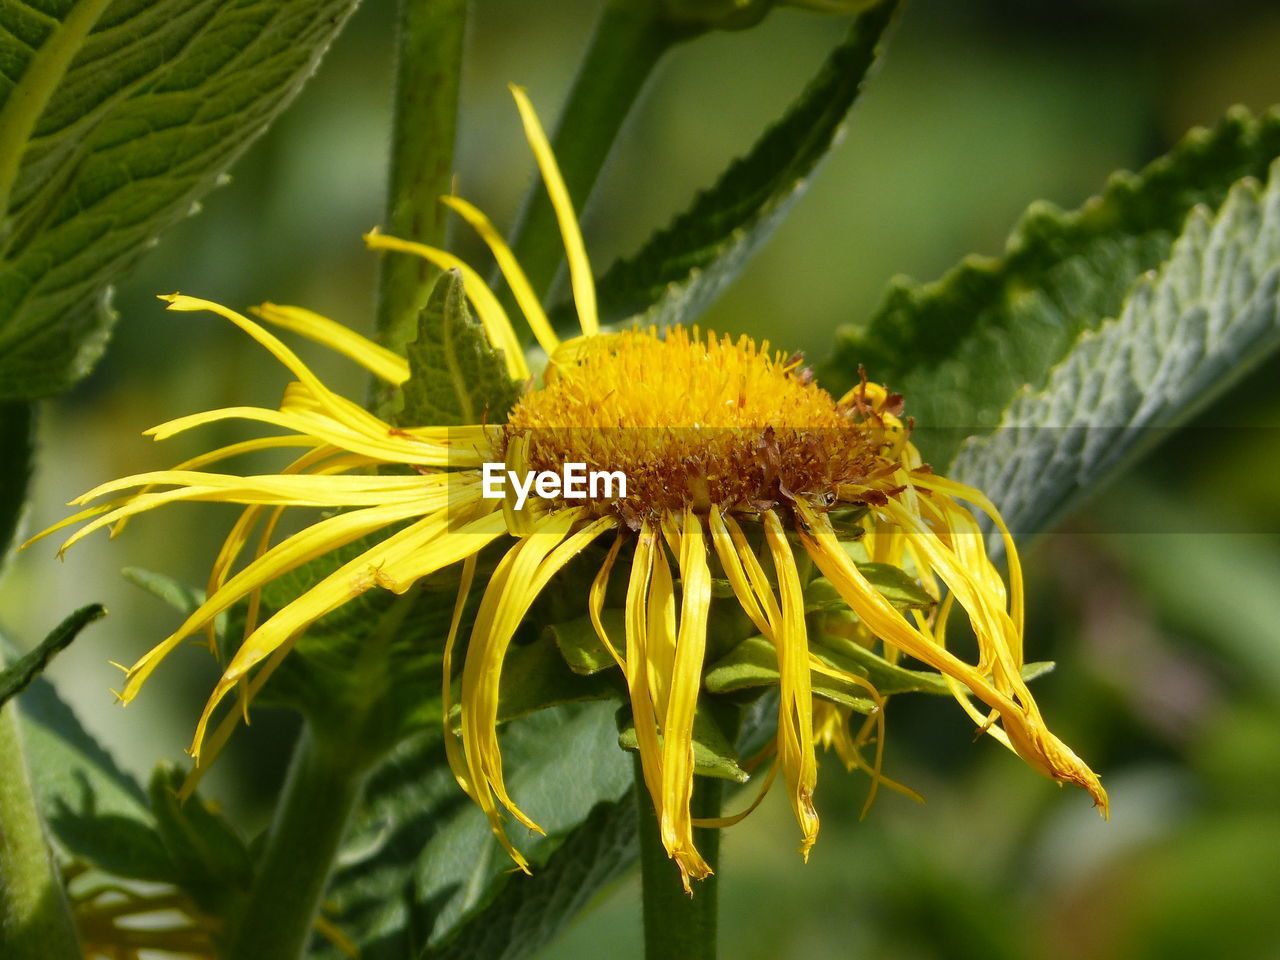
[503,326,893,523]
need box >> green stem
[500,0,691,325]
[374,0,467,365]
[222,729,369,960]
[635,755,721,960]
[0,702,81,960]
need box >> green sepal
[824,504,869,540]
[804,564,933,613]
[704,633,877,713]
[546,611,622,675]
[617,703,749,783]
[1021,660,1055,684]
[0,604,105,709]
[148,766,252,916]
[811,633,948,696]
[398,267,522,428]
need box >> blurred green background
[4,0,1280,957]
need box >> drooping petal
[708,508,771,637]
[588,534,626,669]
[457,509,615,867]
[659,508,714,890]
[795,500,1108,815]
[763,509,820,857]
[624,525,663,812]
[120,497,460,705]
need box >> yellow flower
[29,85,1106,892]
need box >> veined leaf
[828,107,1280,467]
[421,794,638,960]
[1,631,175,883]
[321,703,634,960]
[581,0,898,330]
[400,267,521,427]
[952,159,1280,538]
[0,0,360,400]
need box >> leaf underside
[827,107,1280,469]
[952,158,1280,538]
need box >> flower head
[30,85,1106,892]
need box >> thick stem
[635,755,721,960]
[500,0,688,325]
[374,0,467,365]
[0,702,81,960]
[222,729,369,960]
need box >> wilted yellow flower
[30,86,1106,892]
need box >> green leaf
[952,158,1280,537]
[399,267,522,427]
[0,400,33,563]
[421,794,638,960]
[828,107,1280,467]
[322,703,634,959]
[582,0,899,329]
[0,603,104,708]
[0,0,360,400]
[0,631,175,883]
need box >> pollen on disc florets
[501,326,901,524]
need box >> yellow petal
[120,499,445,704]
[252,303,410,385]
[763,510,819,857]
[440,196,561,358]
[459,510,615,867]
[187,506,507,759]
[509,85,599,338]
[160,295,395,441]
[659,508,714,890]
